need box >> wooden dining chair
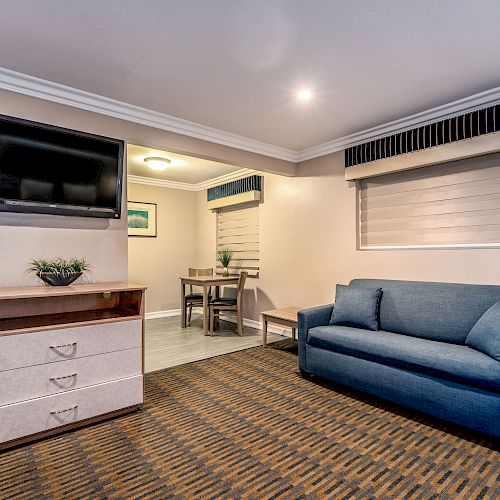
[185,268,213,325]
[209,271,248,336]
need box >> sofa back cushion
[349,279,500,344]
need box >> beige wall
[0,89,294,288]
[128,183,197,313]
[196,151,500,322]
[0,91,129,286]
[4,88,499,310]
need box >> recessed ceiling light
[297,89,312,101]
[144,156,171,171]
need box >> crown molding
[128,168,255,192]
[1,67,499,165]
[297,86,500,162]
[0,67,297,162]
[127,175,197,191]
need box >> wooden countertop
[0,282,146,300]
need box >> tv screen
[0,114,124,218]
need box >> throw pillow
[329,284,383,331]
[466,301,500,361]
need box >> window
[216,202,260,276]
[359,153,500,249]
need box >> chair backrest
[188,268,213,294]
[236,271,248,305]
[189,267,213,277]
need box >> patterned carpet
[1,341,499,499]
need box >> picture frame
[127,201,157,237]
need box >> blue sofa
[298,279,500,438]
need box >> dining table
[180,275,240,335]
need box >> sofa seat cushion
[307,325,500,393]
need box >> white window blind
[216,202,259,276]
[359,152,500,248]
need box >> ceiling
[127,144,243,185]
[0,1,499,151]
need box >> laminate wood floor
[145,313,287,372]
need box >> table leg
[292,327,296,340]
[203,283,209,336]
[214,286,220,330]
[181,281,186,328]
[263,316,268,347]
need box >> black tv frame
[0,114,124,219]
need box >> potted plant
[217,248,234,277]
[28,257,90,286]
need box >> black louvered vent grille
[207,175,262,202]
[345,104,500,168]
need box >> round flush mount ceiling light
[297,89,312,101]
[144,156,171,171]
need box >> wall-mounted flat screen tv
[0,114,124,218]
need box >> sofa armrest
[298,304,334,371]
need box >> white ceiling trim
[127,175,197,191]
[0,67,297,162]
[128,168,255,192]
[1,67,499,165]
[297,86,500,162]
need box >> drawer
[0,348,142,406]
[0,375,143,444]
[0,319,142,372]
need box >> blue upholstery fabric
[349,279,500,344]
[466,301,500,361]
[298,279,500,438]
[298,304,334,372]
[307,325,500,393]
[306,346,500,438]
[329,284,382,331]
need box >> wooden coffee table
[261,307,301,347]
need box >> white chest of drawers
[0,282,146,449]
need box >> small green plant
[28,257,90,277]
[217,248,234,268]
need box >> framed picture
[127,201,157,237]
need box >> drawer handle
[50,404,78,415]
[50,373,77,381]
[49,342,77,349]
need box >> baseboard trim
[144,309,293,338]
[145,309,181,320]
[223,316,293,338]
